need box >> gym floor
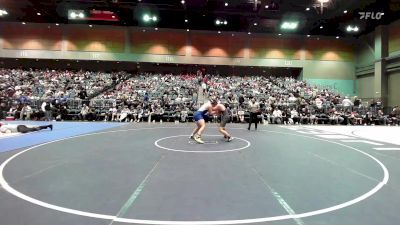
[0,122,400,225]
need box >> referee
[248,97,260,130]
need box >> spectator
[154,106,164,123]
[238,107,245,123]
[20,103,33,120]
[231,107,238,123]
[41,101,52,121]
[377,110,389,125]
[342,96,353,111]
[180,106,188,122]
[131,107,138,122]
[8,105,18,118]
[290,108,300,125]
[119,105,131,122]
[271,107,282,124]
[79,104,90,121]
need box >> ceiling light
[69,10,86,20]
[216,19,228,26]
[225,2,228,6]
[336,36,339,39]
[185,19,188,23]
[232,34,235,36]
[112,15,115,18]
[278,33,282,36]
[143,14,151,22]
[218,31,221,34]
[37,12,41,16]
[22,22,26,25]
[318,0,329,3]
[141,14,157,23]
[181,0,185,4]
[320,26,323,29]
[307,34,311,37]
[281,21,298,30]
[155,27,158,30]
[56,23,59,26]
[186,29,189,32]
[306,7,310,11]
[346,25,360,33]
[248,32,251,35]
[89,24,93,28]
[0,9,8,16]
[254,22,258,26]
[265,5,269,9]
[344,10,348,13]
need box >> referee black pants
[248,112,258,130]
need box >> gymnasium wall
[356,75,375,99]
[191,33,247,57]
[388,20,400,55]
[388,71,400,106]
[0,22,356,94]
[65,27,125,52]
[304,78,355,96]
[131,30,187,55]
[387,20,400,106]
[301,38,355,95]
[1,23,62,50]
[355,32,375,67]
[354,19,400,106]
[354,32,375,98]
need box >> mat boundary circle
[0,127,389,225]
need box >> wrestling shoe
[49,125,53,131]
[225,136,233,142]
[194,135,204,144]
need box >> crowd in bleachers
[202,75,399,126]
[0,68,130,101]
[1,67,399,126]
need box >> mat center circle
[154,135,251,153]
